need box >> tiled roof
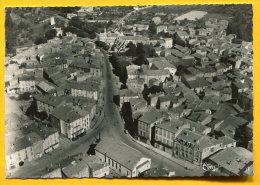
[185,77,211,89]
[52,105,89,123]
[209,147,253,175]
[139,109,165,124]
[95,137,150,170]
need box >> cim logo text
[202,162,217,172]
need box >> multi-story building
[141,69,170,84]
[173,129,223,166]
[90,63,102,77]
[6,124,60,170]
[24,124,60,155]
[133,24,149,31]
[156,25,168,33]
[137,109,166,144]
[33,94,64,115]
[98,30,119,46]
[6,136,34,170]
[148,57,177,76]
[70,79,100,100]
[119,89,139,107]
[154,119,190,154]
[51,105,91,140]
[19,75,36,92]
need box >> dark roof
[33,94,64,107]
[19,75,35,81]
[185,78,211,89]
[52,105,90,123]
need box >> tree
[234,125,252,148]
[45,29,57,40]
[69,16,83,29]
[5,9,17,54]
[18,21,27,30]
[34,36,47,45]
[125,42,136,57]
[109,53,128,84]
[43,23,49,29]
[148,20,157,35]
[226,10,252,41]
[143,44,157,57]
[106,20,113,28]
[136,43,144,56]
[95,41,109,50]
[172,33,186,47]
[133,53,147,66]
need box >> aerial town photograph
[4,4,253,178]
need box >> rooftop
[156,119,189,134]
[33,94,65,107]
[185,77,211,89]
[62,160,89,178]
[176,129,221,149]
[52,104,90,123]
[69,77,101,91]
[6,136,31,155]
[95,137,150,170]
[138,109,166,124]
[209,147,253,175]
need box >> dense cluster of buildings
[5,113,60,171]
[5,32,104,172]
[41,137,152,178]
[106,12,253,176]
[4,7,253,178]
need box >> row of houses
[6,123,60,171]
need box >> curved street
[9,49,203,178]
[99,49,204,177]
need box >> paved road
[9,49,203,178]
[100,49,204,177]
[113,6,152,31]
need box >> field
[174,10,208,21]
